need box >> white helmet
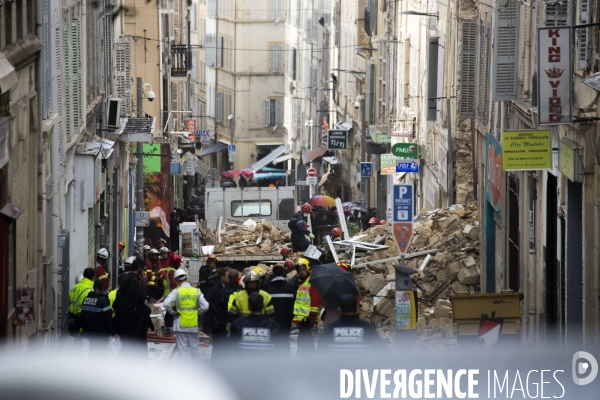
[143,245,151,251]
[174,269,188,281]
[124,256,135,269]
[159,247,170,255]
[97,248,109,259]
[76,275,84,284]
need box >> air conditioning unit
[107,98,122,129]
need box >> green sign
[501,130,551,171]
[327,130,348,150]
[392,143,419,158]
[380,154,402,175]
[558,141,575,181]
[143,144,161,173]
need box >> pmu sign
[392,184,414,254]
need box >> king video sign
[327,130,348,150]
[538,26,571,125]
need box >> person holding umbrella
[318,293,383,352]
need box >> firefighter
[291,258,323,353]
[331,227,342,241]
[95,249,110,291]
[145,249,162,301]
[228,270,275,325]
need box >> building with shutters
[1,0,126,344]
[469,0,600,346]
[199,0,287,173]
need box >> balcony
[171,45,188,77]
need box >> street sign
[197,130,211,144]
[360,162,373,178]
[389,130,413,138]
[295,181,308,186]
[207,168,221,188]
[307,177,318,185]
[396,159,420,173]
[392,183,414,255]
[327,130,348,150]
[135,211,150,227]
[307,167,317,177]
[228,144,236,153]
[392,142,419,158]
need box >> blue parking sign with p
[392,184,414,223]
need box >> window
[270,44,281,73]
[231,200,272,217]
[216,91,223,122]
[207,0,216,17]
[264,99,281,127]
[5,1,13,46]
[16,0,22,40]
[190,3,197,31]
[270,0,281,21]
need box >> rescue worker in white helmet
[164,268,209,360]
[95,248,110,291]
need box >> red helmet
[380,220,387,225]
[369,217,379,225]
[284,260,295,270]
[170,253,182,268]
[280,246,291,257]
[337,261,349,271]
[300,203,312,213]
[206,254,218,262]
[331,227,342,237]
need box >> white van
[204,186,296,230]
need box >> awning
[583,72,600,91]
[253,172,287,180]
[273,152,293,164]
[302,146,327,164]
[194,157,210,177]
[335,121,352,131]
[323,156,340,164]
[0,203,24,220]
[256,142,284,148]
[249,145,286,171]
[200,142,228,156]
[0,53,18,94]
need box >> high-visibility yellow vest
[293,278,311,321]
[163,267,176,297]
[176,287,201,328]
[228,290,274,316]
[108,289,117,317]
[69,278,94,315]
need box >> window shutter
[295,0,301,29]
[270,45,276,72]
[292,48,297,80]
[216,92,223,122]
[103,4,114,97]
[206,34,216,66]
[460,21,477,118]
[115,38,132,115]
[543,2,568,26]
[427,37,439,121]
[484,25,491,122]
[54,26,64,163]
[168,0,175,41]
[578,0,589,70]
[366,59,375,125]
[492,0,519,101]
[476,22,485,122]
[436,38,445,124]
[410,42,417,110]
[275,100,281,125]
[71,19,82,133]
[275,45,281,73]
[264,100,271,127]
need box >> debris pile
[350,202,480,344]
[218,219,291,255]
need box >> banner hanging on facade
[538,26,571,125]
[143,143,171,248]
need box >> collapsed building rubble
[349,202,480,344]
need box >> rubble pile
[351,202,480,344]
[219,219,291,255]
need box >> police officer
[80,280,114,355]
[68,268,96,338]
[318,293,383,352]
[228,293,281,351]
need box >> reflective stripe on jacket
[162,267,176,296]
[177,287,201,328]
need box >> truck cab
[204,186,296,230]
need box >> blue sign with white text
[396,159,419,173]
[361,162,373,178]
[228,144,236,153]
[392,184,414,223]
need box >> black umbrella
[310,262,359,302]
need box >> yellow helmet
[252,266,265,277]
[294,257,311,272]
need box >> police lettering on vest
[334,327,364,342]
